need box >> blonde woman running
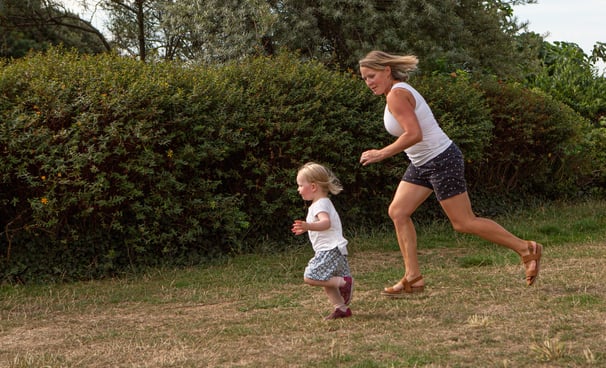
[358,50,542,296]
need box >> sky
[513,0,606,72]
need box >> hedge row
[0,49,600,282]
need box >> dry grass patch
[2,238,606,367]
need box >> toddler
[292,162,353,320]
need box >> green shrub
[528,41,606,124]
[414,71,494,163]
[211,55,393,238]
[0,50,251,281]
[577,118,606,194]
[0,49,602,282]
[0,50,396,281]
[472,77,592,197]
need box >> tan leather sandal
[523,241,543,286]
[381,275,424,297]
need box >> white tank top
[384,82,452,166]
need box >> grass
[1,199,606,367]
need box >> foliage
[578,118,606,193]
[0,49,250,281]
[0,0,108,58]
[413,72,493,163]
[0,50,384,281]
[160,0,276,62]
[63,0,542,79]
[210,54,390,236]
[525,41,606,124]
[515,39,606,196]
[266,0,382,68]
[100,0,277,62]
[0,49,602,282]
[472,77,593,197]
[268,0,539,77]
[102,0,155,61]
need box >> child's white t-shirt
[306,197,348,255]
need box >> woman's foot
[522,241,543,286]
[381,275,424,296]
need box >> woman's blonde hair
[359,50,419,82]
[297,162,343,195]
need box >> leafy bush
[0,50,393,281]
[413,71,493,163]
[0,50,251,281]
[0,49,602,282]
[471,77,592,197]
[577,118,606,194]
[528,41,606,124]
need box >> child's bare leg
[304,277,349,313]
[304,276,345,288]
[324,286,345,309]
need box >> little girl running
[292,162,354,320]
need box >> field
[1,200,605,367]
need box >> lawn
[1,200,605,367]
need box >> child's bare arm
[291,212,331,235]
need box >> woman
[358,50,542,295]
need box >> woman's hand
[360,149,382,166]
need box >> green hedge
[0,49,600,282]
[0,50,389,281]
[474,77,594,197]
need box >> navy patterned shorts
[402,142,467,201]
[304,247,351,281]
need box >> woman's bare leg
[439,192,538,275]
[387,181,433,290]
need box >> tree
[160,0,275,62]
[528,40,606,123]
[264,0,541,77]
[101,0,154,61]
[94,0,541,74]
[3,0,545,77]
[0,0,109,58]
[100,0,275,62]
[264,0,381,68]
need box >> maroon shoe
[339,276,354,305]
[325,307,352,320]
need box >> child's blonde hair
[297,162,343,195]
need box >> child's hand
[292,220,308,235]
